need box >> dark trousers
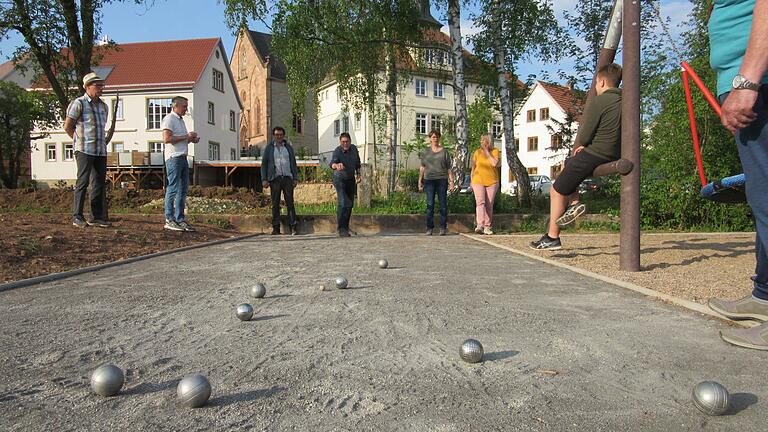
[270,176,297,228]
[724,87,768,300]
[423,178,448,230]
[333,176,356,232]
[73,151,107,221]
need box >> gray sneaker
[164,220,184,231]
[425,229,433,236]
[439,228,446,236]
[720,321,768,350]
[709,295,768,321]
[529,234,562,250]
[73,217,87,228]
[177,221,196,232]
[87,219,111,228]
[556,203,586,227]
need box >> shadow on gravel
[383,266,407,270]
[345,285,375,290]
[208,386,288,407]
[268,294,293,299]
[484,350,520,362]
[124,379,178,395]
[251,314,288,322]
[725,393,759,415]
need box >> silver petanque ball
[177,374,212,408]
[459,339,484,363]
[249,283,267,299]
[378,259,389,269]
[692,381,730,416]
[236,303,254,321]
[90,364,124,397]
[335,276,348,289]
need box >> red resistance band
[680,61,722,187]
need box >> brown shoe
[708,295,768,322]
[720,322,768,350]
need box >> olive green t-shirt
[580,88,622,161]
[420,147,451,180]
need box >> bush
[399,169,420,192]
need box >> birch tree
[471,0,565,207]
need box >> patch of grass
[518,214,548,233]
[16,237,41,254]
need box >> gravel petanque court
[0,234,766,431]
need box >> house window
[551,164,563,179]
[112,142,124,152]
[207,102,215,124]
[342,116,349,133]
[231,148,237,160]
[254,98,262,135]
[213,68,224,92]
[292,113,303,134]
[112,99,123,120]
[415,113,427,135]
[492,120,503,140]
[540,107,550,121]
[526,109,536,122]
[415,79,427,96]
[229,110,236,131]
[208,141,220,160]
[63,143,74,161]
[334,119,340,136]
[527,136,539,152]
[485,88,495,102]
[147,98,172,130]
[149,141,163,153]
[433,81,444,98]
[354,113,362,130]
[46,143,56,161]
[551,133,562,150]
[527,167,538,174]
[430,114,442,133]
[514,138,520,150]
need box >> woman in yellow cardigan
[470,134,501,234]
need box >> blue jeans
[165,156,189,222]
[423,178,448,230]
[723,87,768,300]
[333,176,356,232]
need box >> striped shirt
[66,94,109,156]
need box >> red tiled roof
[538,81,585,119]
[32,38,221,91]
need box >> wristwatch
[732,74,760,91]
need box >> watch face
[733,75,744,88]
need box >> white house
[29,38,242,187]
[316,16,499,169]
[501,81,583,188]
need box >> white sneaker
[177,221,196,232]
[164,220,184,231]
[483,226,494,235]
[474,226,483,234]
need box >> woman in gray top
[418,130,455,235]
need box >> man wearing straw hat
[64,72,111,228]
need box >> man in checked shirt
[64,72,111,228]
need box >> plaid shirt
[66,94,109,156]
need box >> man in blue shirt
[707,0,768,350]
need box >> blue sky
[0,0,693,88]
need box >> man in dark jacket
[330,132,362,237]
[261,126,299,235]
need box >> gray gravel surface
[0,234,765,431]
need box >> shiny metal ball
[378,259,389,269]
[459,339,484,363]
[249,283,266,299]
[90,364,124,397]
[335,276,348,289]
[177,374,212,408]
[236,303,254,321]
[692,381,730,416]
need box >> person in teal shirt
[707,0,768,350]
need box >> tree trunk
[384,43,398,195]
[447,0,468,189]
[494,47,531,207]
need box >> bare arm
[418,165,425,191]
[721,0,768,133]
[163,129,191,144]
[64,117,75,139]
[484,148,499,167]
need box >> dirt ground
[0,213,242,284]
[481,233,756,304]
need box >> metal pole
[574,0,623,147]
[620,0,641,271]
